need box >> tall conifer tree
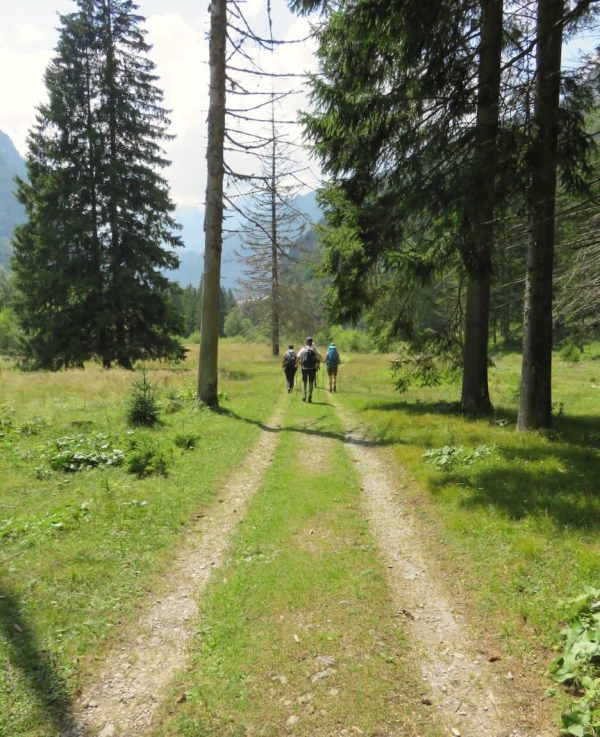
[12,0,184,370]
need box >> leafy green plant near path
[423,443,496,471]
[561,343,582,363]
[549,588,600,737]
[45,433,125,472]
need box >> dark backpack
[302,346,318,370]
[283,350,296,368]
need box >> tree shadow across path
[216,404,396,447]
[0,577,74,733]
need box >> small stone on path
[311,667,336,682]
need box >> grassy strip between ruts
[330,350,600,723]
[0,343,281,736]
[152,394,443,737]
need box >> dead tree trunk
[270,109,280,357]
[197,0,227,407]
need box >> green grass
[332,350,600,668]
[2,341,600,734]
[0,343,282,736]
[152,397,442,737]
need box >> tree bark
[460,0,503,414]
[517,0,563,430]
[197,0,227,406]
[270,105,280,357]
[85,46,109,368]
[104,0,131,369]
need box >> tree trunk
[460,0,503,414]
[104,0,131,369]
[517,0,563,430]
[270,106,280,357]
[85,47,109,369]
[197,0,227,406]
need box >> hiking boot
[333,386,336,392]
[302,395,306,402]
[308,397,312,403]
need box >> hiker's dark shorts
[326,366,338,376]
[301,368,317,383]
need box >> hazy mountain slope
[0,131,26,266]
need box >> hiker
[296,336,322,403]
[325,342,341,393]
[282,344,297,393]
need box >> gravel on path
[62,405,284,737]
[334,401,553,737]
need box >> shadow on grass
[359,400,600,447]
[216,404,396,447]
[429,440,600,528]
[360,398,465,416]
[0,578,73,732]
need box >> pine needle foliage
[126,366,160,427]
[11,0,185,370]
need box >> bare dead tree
[197,0,228,407]
[233,95,311,356]
[197,0,317,405]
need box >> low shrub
[126,431,172,477]
[561,343,582,363]
[126,367,160,426]
[173,430,200,450]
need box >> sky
[2,2,598,213]
[0,0,319,210]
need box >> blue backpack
[326,345,339,368]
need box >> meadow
[1,340,599,735]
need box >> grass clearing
[153,397,442,737]
[332,350,600,696]
[0,343,281,736]
[2,339,599,734]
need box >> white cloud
[145,12,211,206]
[0,43,51,154]
[0,2,320,207]
[13,22,48,46]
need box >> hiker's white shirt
[297,345,322,366]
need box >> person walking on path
[325,342,341,393]
[296,337,322,403]
[282,344,297,394]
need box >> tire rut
[333,400,552,737]
[62,404,285,737]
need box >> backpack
[301,346,318,370]
[326,346,339,368]
[283,350,296,368]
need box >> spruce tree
[12,0,184,370]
